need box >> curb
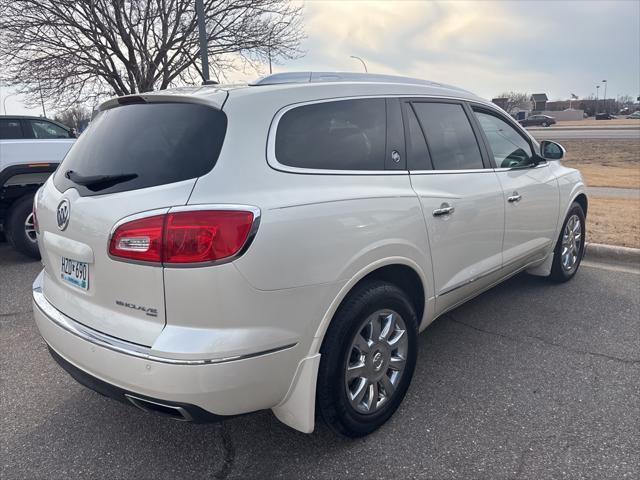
[585,242,640,265]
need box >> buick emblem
[56,199,70,231]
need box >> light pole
[38,79,47,117]
[602,80,607,113]
[267,21,286,75]
[195,0,214,84]
[2,92,15,115]
[595,85,600,116]
[350,55,368,73]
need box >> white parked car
[32,73,587,437]
[0,115,76,257]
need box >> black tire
[5,195,40,260]
[317,280,418,437]
[549,202,585,282]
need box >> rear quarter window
[54,102,227,196]
[274,98,386,171]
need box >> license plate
[60,257,89,291]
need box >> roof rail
[249,71,448,88]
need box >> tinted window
[29,120,71,139]
[54,103,227,196]
[405,104,430,170]
[474,111,533,168]
[275,99,386,170]
[0,119,23,139]
[412,103,483,170]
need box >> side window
[275,98,386,170]
[0,119,24,139]
[29,120,71,139]
[404,104,430,170]
[412,102,484,170]
[473,110,533,168]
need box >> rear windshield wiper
[65,170,138,191]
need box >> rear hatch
[36,99,227,346]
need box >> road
[1,242,639,480]
[528,127,640,140]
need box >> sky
[2,0,639,116]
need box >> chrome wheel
[345,310,408,415]
[561,214,581,272]
[24,212,37,243]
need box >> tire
[542,122,549,127]
[317,280,418,437]
[5,195,41,260]
[549,202,585,282]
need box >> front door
[404,100,505,315]
[471,108,559,269]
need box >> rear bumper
[33,273,304,417]
[47,346,225,422]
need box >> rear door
[36,101,227,346]
[405,99,504,315]
[471,107,559,269]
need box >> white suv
[1,116,76,258]
[32,72,587,437]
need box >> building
[530,93,548,112]
[491,97,509,110]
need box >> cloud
[5,0,639,114]
[279,0,640,101]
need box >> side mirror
[539,140,565,160]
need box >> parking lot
[1,242,638,480]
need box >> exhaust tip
[125,394,192,421]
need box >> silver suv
[33,72,587,437]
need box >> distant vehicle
[626,111,640,119]
[519,115,556,127]
[595,113,616,120]
[0,115,76,258]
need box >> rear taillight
[108,209,257,265]
[109,215,165,262]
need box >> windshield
[54,102,227,196]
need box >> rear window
[275,98,386,171]
[0,119,23,139]
[412,102,484,171]
[54,102,227,196]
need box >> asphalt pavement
[1,242,639,480]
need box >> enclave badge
[116,300,158,317]
[56,199,70,231]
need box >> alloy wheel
[24,212,37,243]
[344,310,408,414]
[561,214,582,272]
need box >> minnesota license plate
[60,257,89,291]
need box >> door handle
[433,203,455,217]
[507,192,522,203]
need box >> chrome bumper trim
[33,285,296,366]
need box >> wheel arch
[312,257,430,353]
[574,192,588,216]
[272,257,430,434]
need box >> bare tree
[494,91,530,114]
[617,95,634,106]
[0,0,304,109]
[54,105,93,131]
